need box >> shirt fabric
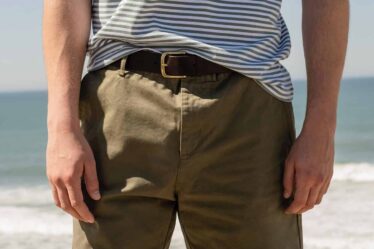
[87,0,293,102]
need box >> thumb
[283,158,295,199]
[84,157,101,200]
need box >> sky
[0,0,373,92]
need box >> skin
[283,0,350,214]
[42,0,99,223]
[42,0,349,222]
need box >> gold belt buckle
[160,51,187,78]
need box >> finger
[50,184,61,207]
[84,157,101,200]
[298,186,320,213]
[316,187,325,205]
[316,178,328,204]
[66,180,95,223]
[285,182,310,214]
[283,158,295,199]
[323,172,333,194]
[56,183,83,221]
[316,173,332,204]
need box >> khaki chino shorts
[73,57,303,249]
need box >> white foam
[0,185,71,235]
[333,162,374,182]
[0,162,374,236]
[0,206,71,235]
[0,185,52,206]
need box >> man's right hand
[46,129,100,223]
[42,0,96,223]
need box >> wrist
[47,122,81,135]
[302,112,336,139]
[47,112,81,134]
[47,94,81,134]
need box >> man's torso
[87,0,293,102]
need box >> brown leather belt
[111,50,232,78]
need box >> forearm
[302,0,349,137]
[42,0,91,133]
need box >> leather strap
[111,50,232,77]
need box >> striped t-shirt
[87,0,293,101]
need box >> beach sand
[1,179,373,249]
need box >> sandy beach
[1,171,373,249]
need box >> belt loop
[118,56,129,77]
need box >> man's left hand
[283,126,335,214]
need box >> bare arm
[43,0,100,223]
[283,0,349,214]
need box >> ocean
[0,77,373,249]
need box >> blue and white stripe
[87,0,293,101]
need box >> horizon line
[0,75,373,94]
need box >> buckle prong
[160,51,187,78]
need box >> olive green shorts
[73,57,303,249]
